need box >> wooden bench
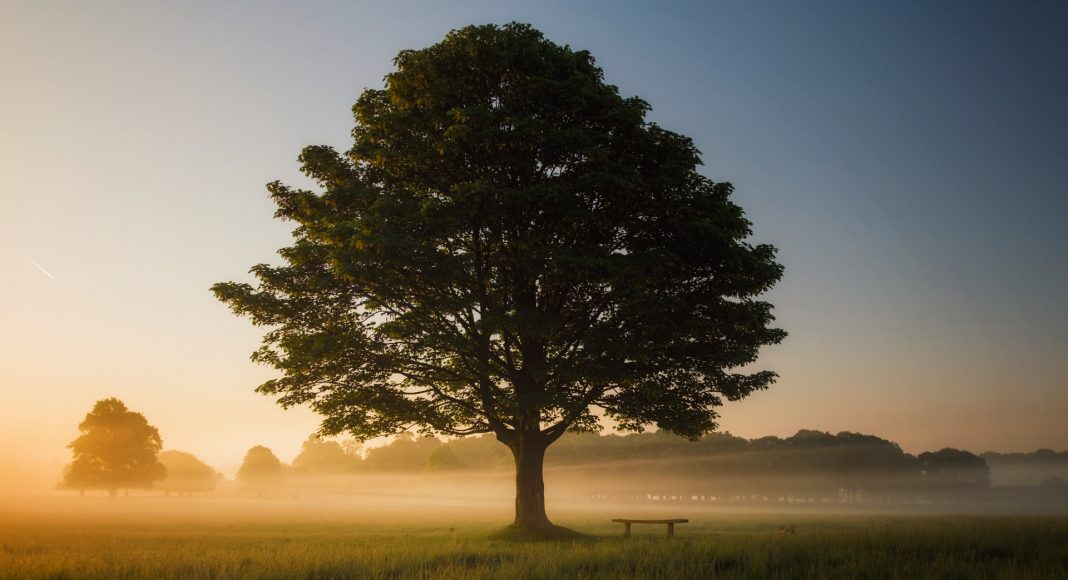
[612,518,688,538]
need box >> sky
[1,0,1066,485]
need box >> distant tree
[158,450,219,496]
[981,449,1068,486]
[212,22,784,534]
[785,429,839,448]
[425,445,466,472]
[446,434,513,470]
[919,448,991,490]
[364,434,443,472]
[749,435,786,449]
[340,439,364,458]
[237,445,284,488]
[292,435,361,475]
[60,398,166,496]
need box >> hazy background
[2,1,1066,488]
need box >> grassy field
[1,496,1067,579]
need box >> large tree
[60,398,166,496]
[213,22,784,533]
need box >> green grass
[1,499,1066,579]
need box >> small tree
[61,398,166,496]
[213,22,784,533]
[158,450,219,496]
[237,445,284,490]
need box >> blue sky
[1,1,1065,479]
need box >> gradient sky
[2,1,1066,483]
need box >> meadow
[2,495,1067,579]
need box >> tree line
[58,399,215,496]
[59,398,1068,503]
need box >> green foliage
[211,22,785,445]
[447,434,514,470]
[335,429,1002,501]
[364,434,443,472]
[353,429,923,501]
[236,445,283,486]
[60,398,166,494]
[425,445,466,472]
[158,451,218,494]
[354,429,918,476]
[292,435,362,475]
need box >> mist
[7,429,1066,518]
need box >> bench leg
[667,523,674,538]
[624,522,631,537]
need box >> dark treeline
[982,450,1068,487]
[59,397,1066,509]
[241,430,1068,509]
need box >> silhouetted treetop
[237,445,283,485]
[292,435,361,475]
[920,448,991,489]
[60,398,166,495]
[158,450,218,495]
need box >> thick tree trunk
[507,431,554,532]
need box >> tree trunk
[508,431,554,532]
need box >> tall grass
[1,502,1066,579]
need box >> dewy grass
[2,503,1067,579]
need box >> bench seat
[611,518,688,537]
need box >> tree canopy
[158,450,219,495]
[60,398,166,495]
[292,435,361,475]
[920,448,991,489]
[213,22,784,532]
[236,445,284,487]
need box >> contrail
[25,256,56,280]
